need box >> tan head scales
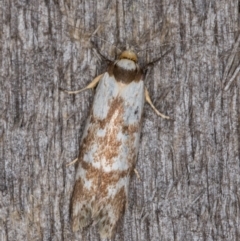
[119,50,138,62]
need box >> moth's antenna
[137,47,154,55]
[91,34,122,54]
[137,43,173,55]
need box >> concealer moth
[67,49,169,239]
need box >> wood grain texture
[0,0,239,240]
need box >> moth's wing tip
[98,224,115,240]
[91,204,115,239]
[71,219,79,232]
[72,214,92,232]
[71,201,92,232]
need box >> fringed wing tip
[71,208,92,232]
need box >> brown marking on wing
[80,97,126,165]
[80,161,129,197]
[96,97,124,164]
[77,97,124,168]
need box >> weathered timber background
[0,0,239,240]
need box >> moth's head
[110,50,141,84]
[119,50,138,63]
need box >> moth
[68,50,169,239]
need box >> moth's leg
[145,88,169,119]
[134,169,141,180]
[66,158,78,167]
[64,74,103,94]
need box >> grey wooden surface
[0,0,239,240]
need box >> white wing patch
[71,72,145,239]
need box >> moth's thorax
[108,57,142,84]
